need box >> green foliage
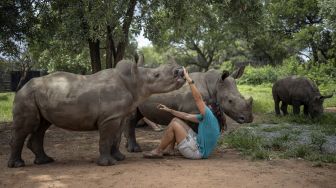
[37,42,91,74]
[0,93,14,122]
[237,57,336,86]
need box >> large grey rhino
[8,57,185,168]
[272,76,333,118]
[125,66,254,152]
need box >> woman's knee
[171,117,182,123]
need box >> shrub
[236,57,336,86]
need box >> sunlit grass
[238,84,336,114]
[0,92,14,122]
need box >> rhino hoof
[34,156,55,165]
[112,152,125,161]
[97,156,117,166]
[8,159,25,168]
[127,144,142,153]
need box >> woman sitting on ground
[143,67,220,159]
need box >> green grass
[222,125,336,163]
[0,92,14,122]
[223,83,336,163]
[238,84,274,113]
[239,84,336,114]
[239,84,336,134]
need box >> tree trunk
[106,26,115,69]
[113,43,126,67]
[88,38,101,73]
[112,0,137,68]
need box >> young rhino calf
[8,56,185,168]
[272,76,333,118]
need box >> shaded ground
[1,123,336,188]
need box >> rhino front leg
[124,111,142,152]
[303,104,309,116]
[97,119,122,166]
[293,102,301,115]
[280,102,288,115]
[111,118,126,161]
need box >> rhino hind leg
[8,129,29,168]
[8,118,37,168]
[280,102,288,115]
[274,97,281,115]
[27,121,54,165]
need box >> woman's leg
[144,118,191,157]
[143,117,163,132]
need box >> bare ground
[0,123,336,188]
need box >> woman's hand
[157,104,171,112]
[183,67,193,83]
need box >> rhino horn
[231,66,246,79]
[167,55,177,64]
[322,94,333,99]
[221,70,230,81]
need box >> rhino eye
[229,99,232,103]
[154,73,160,78]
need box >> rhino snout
[237,115,245,124]
[174,67,184,78]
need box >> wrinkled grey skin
[125,67,254,152]
[272,76,333,118]
[8,56,185,168]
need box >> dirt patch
[0,124,336,188]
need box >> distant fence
[0,71,11,92]
[0,70,46,92]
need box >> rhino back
[273,76,320,104]
[14,70,133,130]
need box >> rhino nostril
[238,116,245,122]
[173,68,184,78]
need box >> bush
[236,57,336,86]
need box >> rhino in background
[272,76,333,118]
[8,55,185,168]
[125,66,254,152]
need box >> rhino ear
[231,66,245,79]
[221,70,230,81]
[137,53,144,67]
[131,61,138,77]
[167,55,177,64]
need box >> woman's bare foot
[143,149,163,159]
[162,148,175,156]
